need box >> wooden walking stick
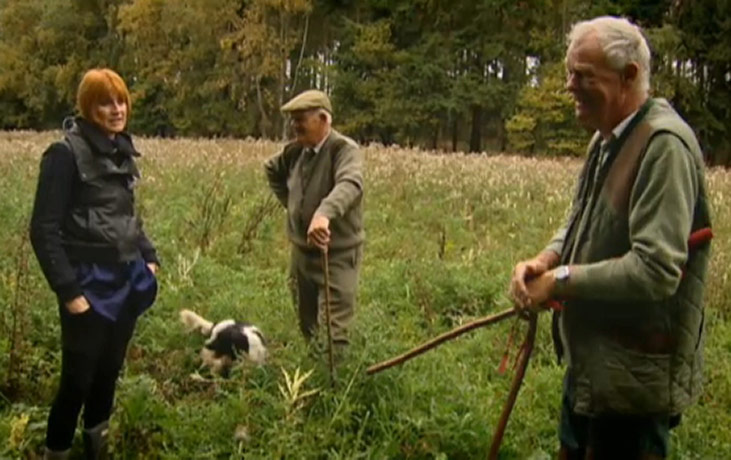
[487,312,537,460]
[367,308,537,459]
[366,307,518,375]
[321,249,336,387]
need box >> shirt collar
[599,109,638,151]
[612,109,638,139]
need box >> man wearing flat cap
[265,89,364,360]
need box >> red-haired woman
[30,68,158,460]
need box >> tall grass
[1,131,729,459]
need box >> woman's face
[92,95,127,137]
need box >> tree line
[0,0,728,164]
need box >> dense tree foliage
[0,0,728,163]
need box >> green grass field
[1,131,729,459]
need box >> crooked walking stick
[367,306,539,460]
[321,248,337,387]
[487,312,537,460]
[366,307,519,375]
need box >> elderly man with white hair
[509,16,711,459]
[265,90,364,361]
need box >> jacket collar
[76,117,139,158]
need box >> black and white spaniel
[180,309,267,375]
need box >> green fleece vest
[558,99,711,416]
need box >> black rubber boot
[82,420,109,460]
[43,448,71,460]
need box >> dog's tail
[180,309,214,336]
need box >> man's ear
[622,62,639,87]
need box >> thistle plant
[278,367,320,418]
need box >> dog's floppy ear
[251,328,266,346]
[243,326,268,364]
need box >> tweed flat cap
[280,89,332,113]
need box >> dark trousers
[559,372,679,460]
[46,303,137,451]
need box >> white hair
[568,16,651,94]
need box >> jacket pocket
[590,338,670,415]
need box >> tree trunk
[469,105,482,153]
[279,8,288,140]
[451,112,459,152]
[291,13,310,95]
[431,122,439,150]
[497,118,506,152]
[255,77,270,138]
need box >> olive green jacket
[265,130,364,250]
[547,99,712,416]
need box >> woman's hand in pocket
[65,296,91,315]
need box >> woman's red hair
[76,69,131,122]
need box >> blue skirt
[74,258,158,322]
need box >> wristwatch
[554,265,570,286]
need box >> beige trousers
[289,244,362,345]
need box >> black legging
[46,303,137,451]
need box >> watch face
[556,266,570,281]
